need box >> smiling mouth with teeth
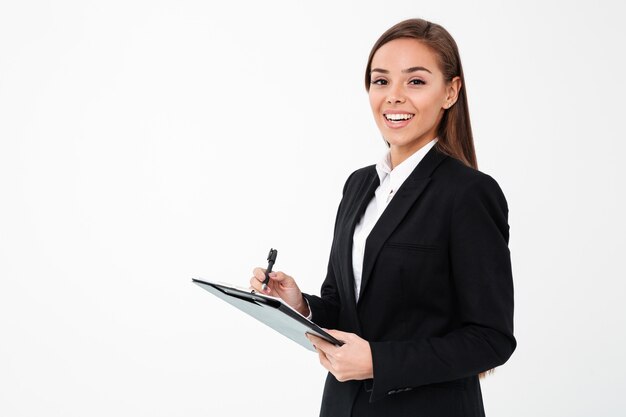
[384,113,415,121]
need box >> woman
[250,18,515,417]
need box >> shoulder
[437,156,498,186]
[437,157,509,219]
[340,164,377,195]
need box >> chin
[385,132,433,149]
[384,136,417,148]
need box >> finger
[317,349,333,372]
[307,334,338,355]
[307,334,328,352]
[250,269,275,295]
[249,277,264,292]
[324,329,351,342]
[269,271,292,285]
[252,267,267,283]
[307,333,325,346]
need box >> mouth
[383,112,415,129]
[384,113,415,122]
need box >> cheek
[411,92,443,118]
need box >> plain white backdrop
[1,0,625,415]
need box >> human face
[368,38,460,166]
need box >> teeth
[385,113,414,121]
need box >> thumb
[269,271,294,285]
[324,329,352,341]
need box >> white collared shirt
[351,138,438,302]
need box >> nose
[386,87,406,104]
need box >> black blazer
[303,145,516,417]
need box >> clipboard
[192,278,344,352]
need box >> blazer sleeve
[302,258,340,329]
[302,170,356,329]
[368,174,516,401]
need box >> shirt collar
[375,137,438,192]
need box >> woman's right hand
[250,268,310,317]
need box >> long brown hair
[366,19,493,379]
[365,18,478,170]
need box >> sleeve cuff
[304,298,312,320]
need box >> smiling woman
[250,18,515,417]
[368,38,462,167]
[365,20,476,170]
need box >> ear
[443,76,462,109]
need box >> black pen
[262,248,278,292]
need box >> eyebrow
[371,66,432,74]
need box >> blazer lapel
[358,146,448,303]
[338,171,379,313]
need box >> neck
[389,136,436,169]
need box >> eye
[371,79,388,86]
[409,79,425,85]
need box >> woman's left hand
[306,330,373,382]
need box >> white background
[1,1,625,416]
